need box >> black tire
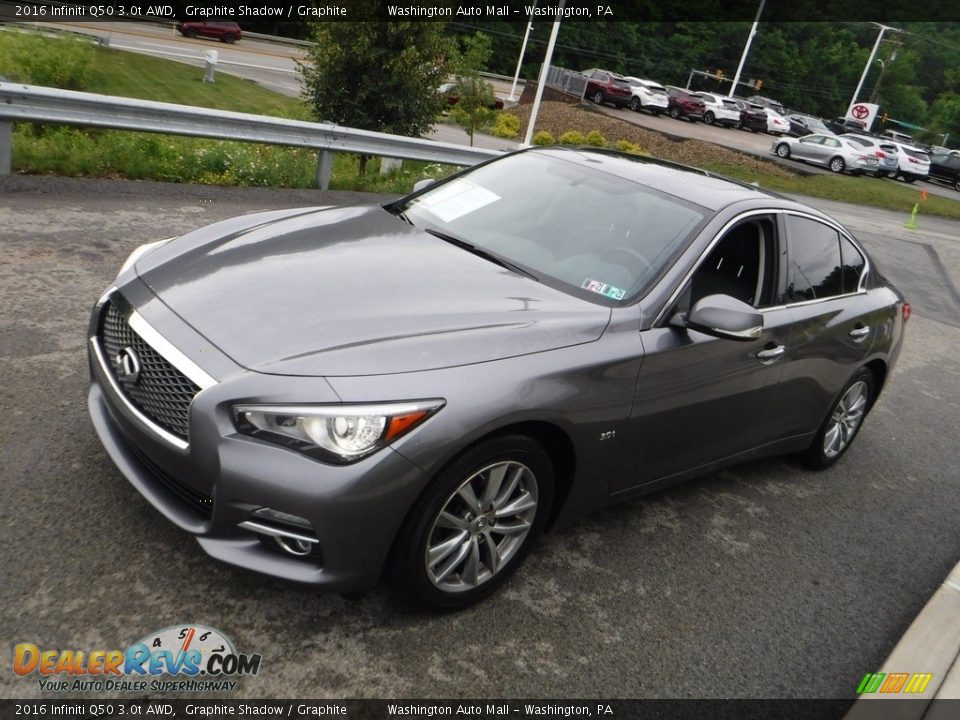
[651,110,662,116]
[954,178,960,192]
[875,171,889,179]
[669,105,681,119]
[775,142,791,159]
[591,90,605,105]
[800,368,874,470]
[186,28,198,39]
[389,435,554,610]
[903,175,916,184]
[223,34,237,44]
[629,97,641,112]
[704,111,715,125]
[829,156,846,174]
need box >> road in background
[1,175,958,699]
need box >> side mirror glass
[683,294,763,341]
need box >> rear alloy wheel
[629,97,641,112]
[829,156,846,173]
[801,369,874,469]
[224,34,236,44]
[186,28,198,38]
[954,178,960,192]
[390,436,553,609]
[775,143,791,158]
[669,106,681,119]
[902,175,916,184]
[704,111,715,125]
[592,90,605,105]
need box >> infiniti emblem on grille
[114,346,142,384]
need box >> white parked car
[623,77,669,115]
[696,93,741,127]
[841,134,900,178]
[771,133,882,175]
[765,108,790,135]
[890,143,931,183]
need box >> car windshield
[395,151,707,303]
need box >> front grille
[127,442,214,520]
[98,299,200,441]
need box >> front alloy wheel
[829,157,846,173]
[592,90,605,105]
[802,369,874,469]
[776,143,791,158]
[391,436,553,609]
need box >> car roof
[529,147,779,211]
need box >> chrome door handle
[849,326,870,340]
[756,345,785,362]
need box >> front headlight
[118,238,174,277]
[233,400,445,464]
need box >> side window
[839,236,865,293]
[689,217,778,309]
[824,138,841,148]
[785,216,844,302]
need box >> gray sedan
[87,148,908,609]
[772,133,881,175]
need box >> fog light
[252,507,312,529]
[275,536,314,556]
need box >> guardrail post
[204,51,218,84]
[0,121,11,176]
[316,150,333,190]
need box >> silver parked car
[772,133,882,175]
[841,134,901,178]
[88,148,908,609]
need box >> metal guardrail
[0,82,501,187]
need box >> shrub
[558,130,586,145]
[585,130,607,147]
[532,130,555,145]
[490,112,521,139]
[614,139,648,155]
[0,32,94,90]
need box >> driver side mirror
[673,294,763,341]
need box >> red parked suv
[176,21,242,44]
[665,86,707,121]
[582,69,633,108]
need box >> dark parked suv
[582,69,632,108]
[665,87,706,121]
[176,21,242,43]
[928,151,960,191]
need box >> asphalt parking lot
[1,175,959,700]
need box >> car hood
[136,205,610,377]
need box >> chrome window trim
[91,292,219,451]
[653,208,870,327]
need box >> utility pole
[522,1,564,147]
[729,0,766,96]
[847,23,901,116]
[508,2,536,102]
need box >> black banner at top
[2,0,960,23]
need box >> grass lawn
[703,162,960,220]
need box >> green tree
[299,22,455,175]
[448,32,496,146]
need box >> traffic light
[755,79,763,90]
[717,69,725,82]
[881,112,889,123]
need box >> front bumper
[87,296,430,592]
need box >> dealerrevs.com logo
[14,625,262,693]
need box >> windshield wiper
[424,228,540,282]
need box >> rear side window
[785,216,844,302]
[840,236,865,293]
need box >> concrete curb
[845,560,960,718]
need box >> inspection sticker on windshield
[582,279,626,300]
[413,181,500,222]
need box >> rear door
[772,212,880,437]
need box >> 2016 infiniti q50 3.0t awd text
[87,147,908,609]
